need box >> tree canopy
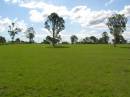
[102,32,109,44]
[25,27,35,43]
[70,35,78,44]
[8,22,21,42]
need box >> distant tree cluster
[70,32,109,44]
[68,31,127,44]
[0,36,6,44]
[7,22,36,44]
[68,32,109,44]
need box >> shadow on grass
[124,69,130,72]
[45,45,70,48]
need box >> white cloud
[105,0,115,6]
[120,5,130,17]
[123,30,130,42]
[29,10,44,22]
[15,20,28,32]
[19,1,115,29]
[0,17,12,32]
[70,6,115,28]
[19,1,69,22]
[6,0,128,29]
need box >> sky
[0,0,130,43]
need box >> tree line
[42,31,127,45]
[0,13,128,47]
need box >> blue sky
[0,0,130,42]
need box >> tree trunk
[12,36,14,43]
[52,32,55,47]
[113,42,116,47]
[29,38,31,43]
[113,36,116,47]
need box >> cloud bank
[1,0,130,42]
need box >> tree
[44,12,65,47]
[81,37,95,44]
[81,37,90,44]
[0,36,6,44]
[106,14,127,47]
[62,41,69,44]
[98,38,103,44]
[25,27,35,43]
[70,35,78,44]
[102,32,109,44]
[8,22,21,42]
[15,38,21,43]
[42,40,50,44]
[90,36,98,44]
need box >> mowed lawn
[0,44,130,97]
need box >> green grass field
[0,44,130,97]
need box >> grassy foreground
[0,44,130,97]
